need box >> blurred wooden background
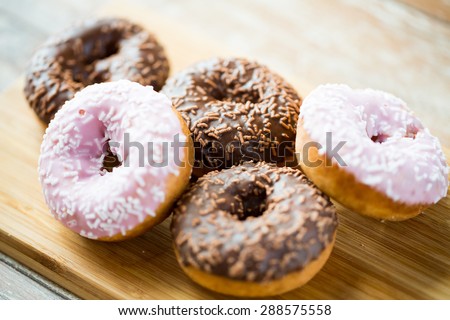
[0,0,449,299]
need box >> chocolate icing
[162,58,301,178]
[24,17,169,123]
[171,162,337,282]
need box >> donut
[24,17,170,124]
[171,162,337,297]
[38,80,193,241]
[162,58,302,178]
[296,84,449,221]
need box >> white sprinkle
[93,138,102,152]
[63,171,78,178]
[84,213,96,220]
[62,122,75,134]
[135,174,146,187]
[81,114,95,124]
[145,208,156,217]
[98,111,106,121]
[136,187,146,198]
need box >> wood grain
[0,1,449,300]
[399,0,450,22]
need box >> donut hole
[370,125,418,143]
[83,31,122,65]
[228,181,268,220]
[101,140,122,173]
[70,36,121,85]
[209,82,261,104]
[370,134,390,143]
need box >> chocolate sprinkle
[162,58,302,178]
[171,162,338,282]
[24,17,170,123]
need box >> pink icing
[300,84,448,205]
[38,80,189,239]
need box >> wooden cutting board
[0,3,449,300]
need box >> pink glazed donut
[38,80,193,241]
[296,84,448,221]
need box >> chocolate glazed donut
[162,58,302,178]
[24,17,170,123]
[171,162,337,297]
